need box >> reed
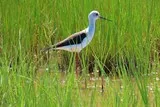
[0,0,160,106]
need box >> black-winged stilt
[42,10,111,91]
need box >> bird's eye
[95,13,98,16]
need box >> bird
[42,10,111,88]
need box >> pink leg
[75,53,81,78]
[101,75,104,93]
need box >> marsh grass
[1,0,160,106]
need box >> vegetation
[0,0,160,106]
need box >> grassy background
[0,0,160,106]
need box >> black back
[55,32,87,48]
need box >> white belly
[55,36,93,53]
[55,28,94,53]
[55,44,83,52]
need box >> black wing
[55,32,87,48]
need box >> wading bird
[42,10,111,91]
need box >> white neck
[81,18,96,49]
[88,19,96,34]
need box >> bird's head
[88,10,112,21]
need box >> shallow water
[35,67,160,106]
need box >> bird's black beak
[99,16,112,21]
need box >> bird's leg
[75,53,81,78]
[101,75,104,93]
[98,70,104,93]
[75,53,82,78]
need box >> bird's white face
[88,11,100,21]
[88,10,112,21]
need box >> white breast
[55,27,95,53]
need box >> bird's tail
[41,45,55,52]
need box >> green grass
[1,0,160,106]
